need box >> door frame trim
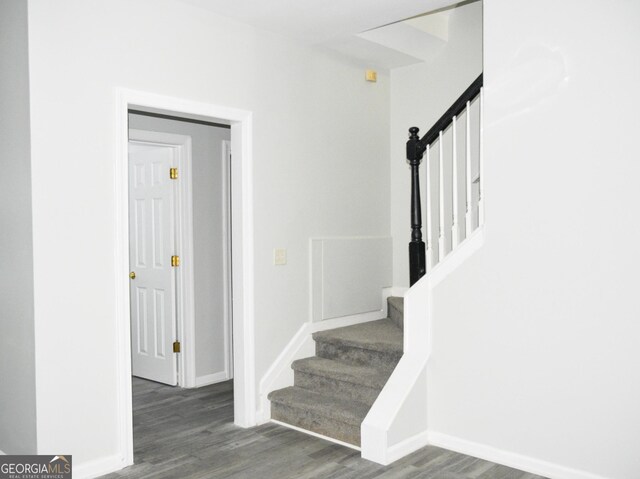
[128,129,195,388]
[221,140,234,381]
[115,89,256,467]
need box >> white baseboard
[73,453,129,479]
[270,420,360,451]
[386,430,430,465]
[427,431,609,479]
[256,310,386,423]
[195,371,229,387]
[384,287,408,298]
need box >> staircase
[268,297,404,446]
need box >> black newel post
[407,127,426,286]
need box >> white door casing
[128,142,178,385]
[222,139,234,381]
[116,89,255,470]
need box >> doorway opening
[115,90,256,468]
[127,119,232,388]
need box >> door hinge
[171,255,180,267]
[173,341,181,353]
[169,167,178,180]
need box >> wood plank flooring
[100,378,547,479]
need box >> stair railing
[407,73,483,285]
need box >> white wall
[128,114,230,381]
[390,1,483,286]
[427,1,640,478]
[0,0,38,455]
[311,237,392,321]
[26,0,390,466]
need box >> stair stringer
[257,308,389,424]
[361,227,485,465]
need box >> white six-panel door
[129,142,178,386]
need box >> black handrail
[406,73,483,286]
[420,73,483,147]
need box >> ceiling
[175,0,462,62]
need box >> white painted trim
[384,287,408,298]
[127,129,195,388]
[222,140,233,381]
[465,100,473,234]
[175,134,196,388]
[451,115,460,248]
[195,371,229,387]
[478,87,484,226]
[0,450,5,455]
[270,420,361,451]
[72,453,128,479]
[427,432,609,479]
[114,92,135,470]
[115,88,255,473]
[425,146,436,270]
[257,322,312,424]
[438,131,446,260]
[256,309,386,424]
[230,116,256,429]
[386,430,430,465]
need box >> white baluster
[478,87,485,226]
[425,145,435,270]
[465,100,473,235]
[438,131,446,260]
[451,116,460,248]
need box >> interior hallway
[99,378,546,478]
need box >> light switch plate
[274,248,287,266]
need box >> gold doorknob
[129,271,136,280]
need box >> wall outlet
[274,248,287,266]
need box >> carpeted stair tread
[292,356,391,390]
[269,313,405,446]
[388,296,404,314]
[268,386,370,426]
[312,319,402,354]
[387,296,404,330]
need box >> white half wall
[0,0,38,455]
[26,0,390,469]
[425,1,640,478]
[362,228,484,465]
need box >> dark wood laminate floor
[100,378,547,479]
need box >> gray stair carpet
[388,295,404,330]
[268,296,404,447]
